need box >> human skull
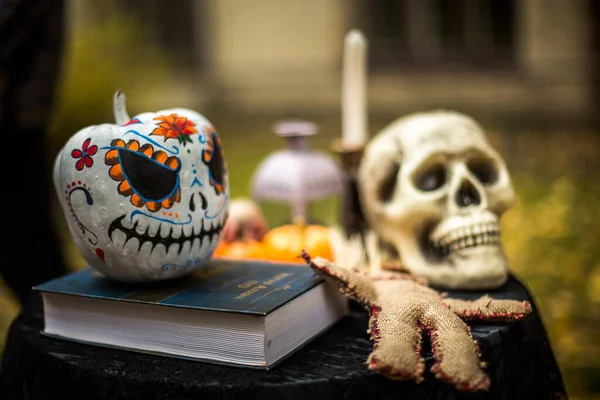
[53,92,229,282]
[357,110,515,289]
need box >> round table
[1,275,567,400]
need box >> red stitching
[453,306,532,321]
[368,355,423,382]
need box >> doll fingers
[422,303,491,392]
[366,306,425,382]
[443,295,532,321]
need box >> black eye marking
[209,139,225,185]
[105,139,182,212]
[414,164,446,192]
[119,149,180,202]
[202,126,227,195]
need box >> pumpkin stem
[113,90,130,125]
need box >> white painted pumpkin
[53,92,229,282]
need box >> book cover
[34,259,323,315]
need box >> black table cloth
[1,274,567,400]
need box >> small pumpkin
[262,223,333,262]
[213,240,230,257]
[213,239,266,260]
[221,198,269,243]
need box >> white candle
[342,30,368,149]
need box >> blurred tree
[48,7,176,156]
[0,0,68,304]
[114,0,197,70]
[355,0,516,70]
[590,0,600,130]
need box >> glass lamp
[251,120,344,225]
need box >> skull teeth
[430,224,501,257]
[109,214,223,255]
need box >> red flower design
[71,138,98,171]
[123,118,142,126]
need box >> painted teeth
[430,223,501,257]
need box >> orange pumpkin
[213,240,229,257]
[213,239,266,260]
[261,224,333,262]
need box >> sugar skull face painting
[53,91,229,282]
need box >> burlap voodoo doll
[310,110,535,391]
[302,251,532,392]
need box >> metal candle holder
[332,139,367,238]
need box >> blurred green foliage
[47,12,174,160]
[503,172,600,396]
[1,11,599,400]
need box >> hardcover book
[34,259,348,369]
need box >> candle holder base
[332,139,367,239]
[332,139,364,176]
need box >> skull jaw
[394,235,510,290]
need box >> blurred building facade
[70,0,596,127]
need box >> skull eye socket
[467,157,498,185]
[414,164,446,192]
[377,163,400,203]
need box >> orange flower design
[151,113,198,146]
[105,139,181,212]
